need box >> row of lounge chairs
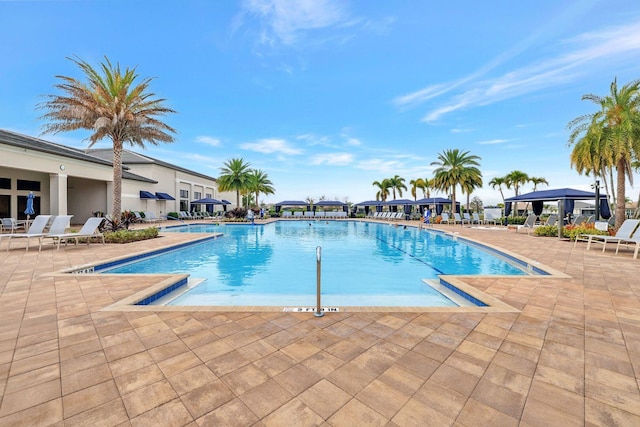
[281,211,348,219]
[0,215,105,251]
[177,211,224,220]
[370,212,407,221]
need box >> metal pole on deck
[314,246,324,317]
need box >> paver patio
[0,220,639,426]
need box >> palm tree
[569,125,615,207]
[489,176,507,206]
[530,176,549,191]
[460,170,483,212]
[387,175,407,200]
[422,178,433,198]
[431,149,482,214]
[568,78,640,228]
[218,158,252,207]
[504,170,530,216]
[246,169,275,208]
[372,179,391,201]
[409,178,426,200]
[39,56,176,220]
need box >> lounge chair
[515,214,537,234]
[614,231,640,259]
[440,213,453,224]
[1,218,27,233]
[572,215,587,226]
[36,215,74,250]
[282,211,292,218]
[453,213,468,225]
[574,219,640,252]
[46,217,105,249]
[2,215,52,251]
[471,213,481,224]
[543,214,558,227]
[293,211,303,219]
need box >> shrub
[167,212,179,219]
[533,223,608,240]
[104,227,159,244]
[533,225,561,237]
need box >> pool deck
[1,219,639,426]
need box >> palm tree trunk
[609,166,616,209]
[112,142,123,220]
[236,190,240,208]
[616,160,626,228]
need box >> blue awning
[155,192,175,200]
[140,191,157,199]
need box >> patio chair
[573,219,640,252]
[440,213,453,224]
[46,217,105,249]
[1,218,27,233]
[2,215,52,251]
[471,213,481,224]
[614,231,640,259]
[515,214,537,234]
[543,214,558,226]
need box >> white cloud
[451,128,474,133]
[477,138,511,145]
[195,136,221,147]
[241,0,351,46]
[310,152,353,165]
[355,158,404,173]
[240,138,303,155]
[346,137,361,146]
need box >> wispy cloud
[396,20,640,123]
[195,136,221,147]
[296,133,331,146]
[477,138,512,145]
[310,152,353,165]
[355,158,404,173]
[240,138,303,155]
[239,0,352,47]
[345,137,361,146]
[451,128,474,133]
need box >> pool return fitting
[315,246,324,317]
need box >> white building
[0,129,234,223]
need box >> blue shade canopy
[155,192,175,200]
[140,191,157,199]
[191,197,224,204]
[315,200,347,206]
[415,197,457,205]
[504,188,608,202]
[221,199,232,204]
[382,198,415,205]
[355,200,383,206]
[275,200,308,206]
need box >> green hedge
[104,227,159,244]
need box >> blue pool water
[104,221,528,307]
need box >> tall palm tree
[431,149,482,214]
[488,176,507,206]
[422,178,433,198]
[218,158,252,207]
[504,170,530,216]
[409,178,426,200]
[569,125,615,207]
[246,169,275,208]
[568,78,640,228]
[372,179,391,201]
[387,175,407,200]
[39,56,176,220]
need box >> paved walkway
[0,220,639,426]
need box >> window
[180,189,189,199]
[206,193,212,199]
[0,178,10,190]
[194,192,201,200]
[17,179,41,191]
[0,195,9,217]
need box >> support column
[49,173,68,215]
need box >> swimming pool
[103,221,531,307]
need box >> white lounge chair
[440,213,453,224]
[471,213,481,224]
[614,231,640,259]
[37,215,74,250]
[574,219,640,252]
[47,217,105,249]
[2,215,52,251]
[516,214,537,234]
[282,211,292,218]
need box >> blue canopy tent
[504,188,610,238]
[274,200,309,214]
[355,200,383,215]
[191,197,225,213]
[314,200,348,213]
[415,197,458,216]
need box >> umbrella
[24,192,35,220]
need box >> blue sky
[2,0,640,206]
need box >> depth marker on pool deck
[283,307,340,313]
